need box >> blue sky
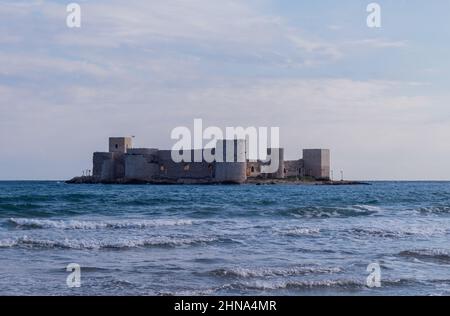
[0,0,449,180]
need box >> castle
[91,137,330,184]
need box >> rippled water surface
[1,181,450,295]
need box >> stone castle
[91,137,330,184]
[90,137,330,184]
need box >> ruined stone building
[92,137,330,184]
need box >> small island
[67,137,367,186]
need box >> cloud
[0,0,448,180]
[348,38,408,49]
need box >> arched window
[251,166,255,173]
[160,165,165,172]
[184,164,190,171]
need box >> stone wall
[125,154,159,181]
[284,159,304,178]
[157,150,214,181]
[93,152,113,178]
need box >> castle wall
[284,159,304,178]
[247,161,261,178]
[111,153,126,179]
[93,152,113,178]
[124,148,159,181]
[127,148,159,156]
[246,148,285,179]
[101,159,115,181]
[93,152,126,181]
[125,155,159,181]
[157,150,214,181]
[261,148,285,179]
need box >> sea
[0,181,450,296]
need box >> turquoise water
[1,181,450,295]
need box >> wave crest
[8,218,193,230]
[282,205,381,218]
[211,265,342,278]
[0,235,215,250]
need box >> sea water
[0,181,450,296]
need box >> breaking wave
[280,205,381,218]
[275,227,321,236]
[348,226,447,239]
[225,278,414,291]
[7,218,193,230]
[211,265,342,278]
[0,235,216,250]
[416,206,450,215]
[229,279,364,290]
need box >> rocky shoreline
[66,176,369,186]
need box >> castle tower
[109,137,133,153]
[214,139,247,184]
[303,149,330,180]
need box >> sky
[0,0,449,180]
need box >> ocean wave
[281,205,381,218]
[117,197,190,206]
[275,227,321,236]
[398,249,450,264]
[0,193,99,204]
[159,278,412,295]
[226,278,413,291]
[7,218,193,230]
[211,265,342,278]
[348,226,447,239]
[230,279,364,290]
[0,235,216,250]
[158,288,216,296]
[0,203,44,212]
[417,206,450,215]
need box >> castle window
[184,164,190,171]
[115,144,118,149]
[284,168,287,174]
[251,166,255,173]
[160,165,165,172]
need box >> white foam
[236,279,363,290]
[276,227,320,236]
[214,265,342,278]
[8,218,193,230]
[350,226,448,238]
[0,235,216,249]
